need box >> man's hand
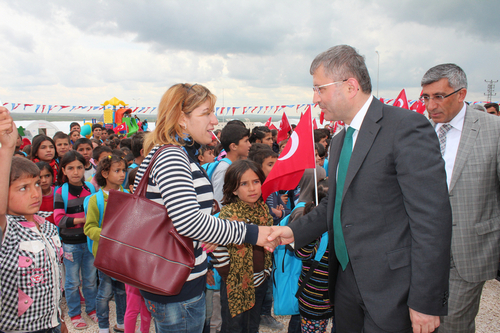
[256,226,280,251]
[262,226,295,252]
[409,308,440,333]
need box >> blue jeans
[62,242,97,317]
[144,292,206,333]
[96,270,127,329]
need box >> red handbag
[93,145,195,295]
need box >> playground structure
[80,97,146,138]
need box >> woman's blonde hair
[144,83,217,154]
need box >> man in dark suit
[267,45,452,332]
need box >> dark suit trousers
[335,263,412,333]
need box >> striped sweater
[53,183,93,244]
[134,144,258,304]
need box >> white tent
[22,120,61,141]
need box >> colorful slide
[123,117,139,137]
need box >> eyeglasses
[313,79,347,95]
[419,87,464,104]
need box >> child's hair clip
[108,155,112,159]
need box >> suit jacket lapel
[449,107,480,192]
[343,99,382,199]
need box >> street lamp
[375,51,380,99]
[132,98,141,107]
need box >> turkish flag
[261,108,316,201]
[264,117,272,128]
[393,89,409,109]
[313,118,318,130]
[269,124,278,130]
[114,122,128,133]
[319,110,325,124]
[277,112,291,143]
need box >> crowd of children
[1,101,338,333]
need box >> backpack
[83,188,129,254]
[54,182,96,237]
[201,157,232,180]
[55,182,96,212]
[272,202,329,316]
[83,189,105,254]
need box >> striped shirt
[53,183,93,244]
[134,144,258,303]
[296,238,334,320]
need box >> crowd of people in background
[1,44,500,333]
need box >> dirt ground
[64,279,500,332]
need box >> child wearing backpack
[53,150,98,330]
[0,110,66,333]
[286,170,329,333]
[217,160,273,333]
[84,155,128,333]
[295,184,334,333]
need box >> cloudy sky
[1,0,499,111]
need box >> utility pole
[375,51,380,98]
[484,80,498,102]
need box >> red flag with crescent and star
[393,89,409,109]
[261,108,316,201]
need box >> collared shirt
[435,103,466,187]
[346,95,374,150]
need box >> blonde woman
[134,83,276,333]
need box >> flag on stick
[393,89,409,109]
[277,112,291,143]
[261,108,316,200]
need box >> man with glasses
[268,45,452,333]
[421,64,500,333]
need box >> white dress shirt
[345,95,373,150]
[435,103,466,187]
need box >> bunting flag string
[1,98,497,118]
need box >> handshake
[257,225,295,252]
[201,225,295,253]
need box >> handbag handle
[135,144,181,198]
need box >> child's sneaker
[70,314,88,330]
[88,310,98,323]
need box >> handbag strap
[135,144,183,197]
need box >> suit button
[26,259,30,262]
[24,300,28,304]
